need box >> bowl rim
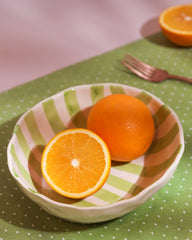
[7,83,185,211]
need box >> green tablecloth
[1,32,192,240]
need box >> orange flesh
[163,7,192,32]
[41,129,111,198]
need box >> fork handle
[169,74,192,83]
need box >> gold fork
[122,54,192,83]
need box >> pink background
[1,0,191,93]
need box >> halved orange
[41,128,111,199]
[159,5,192,46]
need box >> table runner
[1,32,192,240]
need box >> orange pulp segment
[41,128,111,199]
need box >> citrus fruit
[87,94,155,162]
[159,5,192,46]
[41,128,111,199]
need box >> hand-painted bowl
[7,83,184,223]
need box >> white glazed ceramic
[7,83,184,223]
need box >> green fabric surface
[1,32,192,239]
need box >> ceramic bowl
[7,83,184,223]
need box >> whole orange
[87,94,155,162]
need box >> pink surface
[1,0,191,92]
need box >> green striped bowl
[7,83,184,223]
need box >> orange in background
[159,5,192,47]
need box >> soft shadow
[111,160,128,167]
[65,106,92,129]
[140,16,160,38]
[140,17,179,48]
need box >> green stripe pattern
[8,83,183,207]
[91,85,104,104]
[24,110,46,146]
[64,89,87,128]
[10,144,34,186]
[42,99,66,134]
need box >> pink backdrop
[1,0,191,92]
